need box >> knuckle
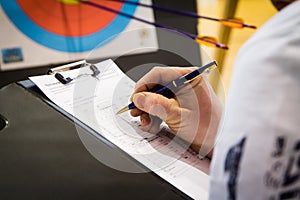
[162,98,178,114]
[169,99,181,116]
[151,66,163,72]
[149,66,164,76]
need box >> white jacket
[210,1,300,199]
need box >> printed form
[29,59,210,200]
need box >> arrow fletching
[195,36,229,50]
[220,18,257,29]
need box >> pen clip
[184,65,216,84]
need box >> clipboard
[12,63,194,200]
[16,59,210,200]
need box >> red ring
[17,0,123,36]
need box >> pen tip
[116,106,129,115]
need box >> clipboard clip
[48,60,101,84]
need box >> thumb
[132,92,180,120]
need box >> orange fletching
[195,36,218,47]
[221,18,244,28]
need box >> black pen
[116,60,217,114]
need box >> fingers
[130,108,142,117]
[140,113,162,134]
[131,109,162,133]
[129,66,200,136]
[129,66,196,120]
[132,92,180,121]
[140,112,150,126]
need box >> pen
[116,60,217,114]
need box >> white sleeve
[209,1,300,199]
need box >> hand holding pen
[117,61,223,158]
[117,61,216,114]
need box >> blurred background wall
[197,0,277,95]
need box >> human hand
[130,66,222,158]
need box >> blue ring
[1,1,138,52]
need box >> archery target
[0,0,158,70]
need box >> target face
[1,0,138,52]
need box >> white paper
[29,59,210,200]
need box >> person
[130,0,300,199]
